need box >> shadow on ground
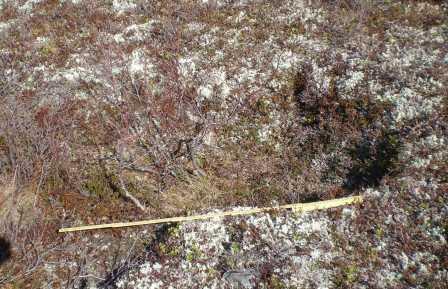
[0,237,11,265]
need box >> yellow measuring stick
[58,195,363,233]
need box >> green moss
[40,40,58,57]
[285,21,306,36]
[168,224,181,238]
[84,175,109,197]
[160,51,176,61]
[368,247,379,261]
[79,30,90,38]
[195,155,206,168]
[419,202,429,210]
[248,126,261,143]
[0,135,6,147]
[159,242,168,254]
[186,244,202,262]
[159,238,181,257]
[234,187,252,198]
[309,261,321,271]
[375,226,384,239]
[255,98,271,115]
[230,242,240,254]
[333,264,360,287]
[344,265,359,284]
[270,275,287,289]
[225,256,237,269]
[168,247,181,257]
[207,267,218,277]
[45,171,69,192]
[83,170,119,198]
[293,232,303,242]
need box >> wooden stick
[58,195,363,233]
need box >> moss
[269,275,287,289]
[367,247,379,262]
[207,267,218,278]
[375,226,384,239]
[84,175,109,197]
[31,22,49,38]
[419,202,429,210]
[39,40,58,57]
[195,155,207,169]
[234,187,252,198]
[344,265,359,284]
[168,224,181,238]
[224,256,237,269]
[158,242,167,254]
[255,98,271,115]
[167,247,181,257]
[45,175,65,191]
[230,242,241,254]
[285,21,306,36]
[0,135,6,147]
[186,244,202,262]
[83,170,119,199]
[333,264,360,287]
[159,242,180,257]
[292,232,303,242]
[251,182,284,203]
[248,126,261,143]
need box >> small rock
[223,270,259,289]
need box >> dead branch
[118,176,147,213]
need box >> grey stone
[223,270,260,289]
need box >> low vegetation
[0,0,447,288]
